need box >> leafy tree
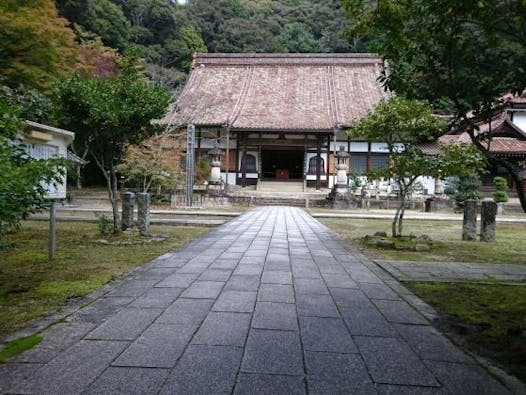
[55,57,171,233]
[349,97,484,237]
[342,0,526,212]
[279,23,320,53]
[186,0,355,53]
[214,18,284,53]
[0,83,55,124]
[74,29,120,78]
[56,0,131,50]
[118,133,183,194]
[0,0,78,90]
[0,99,65,252]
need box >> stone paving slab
[376,259,526,282]
[1,206,521,394]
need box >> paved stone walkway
[0,207,515,394]
[377,260,526,283]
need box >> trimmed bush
[493,176,509,203]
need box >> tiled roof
[163,53,388,131]
[438,135,526,155]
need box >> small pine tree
[455,173,482,207]
[492,176,509,203]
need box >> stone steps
[257,180,304,192]
[250,197,308,207]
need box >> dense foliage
[55,57,171,232]
[350,97,484,237]
[0,0,78,90]
[186,0,360,54]
[342,0,526,211]
[0,99,65,250]
[52,0,361,90]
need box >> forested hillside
[0,0,360,192]
[54,0,359,89]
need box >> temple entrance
[262,149,304,180]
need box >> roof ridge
[192,53,383,68]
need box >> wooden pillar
[235,132,240,185]
[241,133,248,187]
[327,134,331,185]
[347,136,351,187]
[197,128,202,159]
[258,143,262,181]
[225,128,230,190]
[303,140,308,192]
[365,142,373,171]
[316,136,322,191]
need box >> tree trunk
[92,153,121,234]
[392,200,402,237]
[398,194,406,237]
[108,162,121,233]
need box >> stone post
[434,178,444,195]
[480,200,497,242]
[137,192,151,236]
[121,192,135,231]
[462,199,477,241]
[334,145,349,194]
[208,141,222,185]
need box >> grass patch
[0,221,210,339]
[0,335,42,363]
[406,282,526,382]
[319,218,526,265]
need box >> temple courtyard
[0,206,521,394]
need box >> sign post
[186,123,195,206]
[23,121,75,261]
[48,201,57,260]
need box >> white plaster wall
[512,113,526,132]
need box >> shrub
[493,176,509,203]
[454,173,482,207]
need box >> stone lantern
[334,145,349,194]
[208,140,222,186]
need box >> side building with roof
[437,92,526,196]
[163,53,391,190]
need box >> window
[241,154,257,172]
[371,154,389,170]
[308,156,325,174]
[350,153,367,174]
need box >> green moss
[0,335,42,363]
[320,218,526,265]
[0,221,210,338]
[406,282,526,381]
[34,280,100,301]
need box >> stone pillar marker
[462,199,477,241]
[121,192,135,231]
[137,192,151,236]
[334,145,349,194]
[480,200,497,242]
[208,140,222,185]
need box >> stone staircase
[228,180,330,207]
[257,180,304,192]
